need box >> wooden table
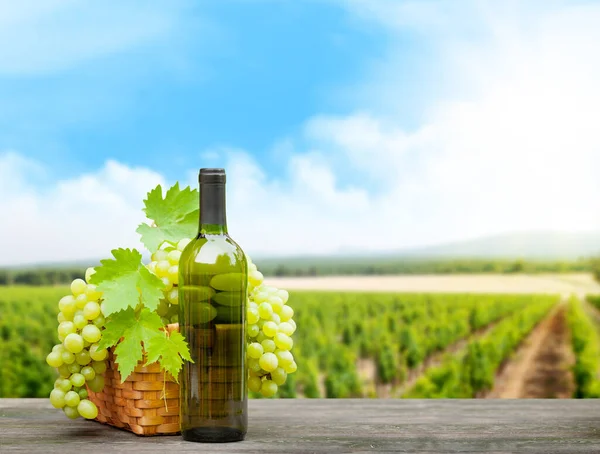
[2,399,600,453]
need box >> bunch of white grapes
[146,238,191,325]
[246,257,297,398]
[45,268,107,420]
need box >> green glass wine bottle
[179,168,248,442]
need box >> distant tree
[592,257,600,283]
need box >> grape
[58,296,76,315]
[84,267,96,283]
[83,302,101,320]
[57,364,71,378]
[269,296,284,314]
[260,339,276,353]
[271,367,287,386]
[61,351,75,365]
[152,249,168,262]
[156,260,170,277]
[85,284,102,301]
[81,366,96,381]
[64,390,81,407]
[259,352,278,372]
[274,333,293,351]
[77,400,99,419]
[167,266,179,285]
[71,279,87,296]
[75,294,88,309]
[89,344,108,361]
[167,250,181,265]
[177,238,192,251]
[248,376,262,393]
[82,325,102,343]
[87,375,105,393]
[275,350,293,367]
[78,389,89,400]
[260,380,278,397]
[147,261,157,273]
[255,332,267,343]
[279,305,293,322]
[167,288,178,305]
[248,358,262,374]
[73,314,87,330]
[262,321,278,338]
[288,319,296,332]
[278,322,294,336]
[270,313,281,325]
[92,314,106,328]
[67,363,81,374]
[57,312,67,323]
[46,351,63,368]
[92,360,107,375]
[160,277,173,292]
[53,344,65,354]
[75,350,91,366]
[258,302,273,319]
[247,308,260,324]
[63,406,80,419]
[58,321,76,339]
[248,270,264,287]
[49,389,66,409]
[284,361,297,374]
[64,333,84,353]
[276,289,289,304]
[57,379,72,393]
[70,373,85,387]
[247,343,264,359]
[156,300,169,317]
[247,324,260,338]
[254,291,269,304]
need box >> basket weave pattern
[87,325,181,436]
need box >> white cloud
[1,152,165,266]
[2,1,600,263]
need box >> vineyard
[2,286,600,399]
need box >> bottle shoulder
[180,235,247,273]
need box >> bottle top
[199,168,226,184]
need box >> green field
[3,286,600,399]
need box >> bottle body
[179,169,248,442]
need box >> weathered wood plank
[2,399,600,453]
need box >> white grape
[258,352,278,372]
[177,238,192,251]
[260,380,278,397]
[71,279,87,296]
[84,267,96,284]
[64,333,84,354]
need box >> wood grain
[2,399,600,453]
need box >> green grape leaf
[89,248,164,315]
[98,308,164,381]
[145,331,193,383]
[136,183,199,252]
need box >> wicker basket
[87,324,181,436]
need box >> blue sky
[1,1,600,265]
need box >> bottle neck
[199,183,228,235]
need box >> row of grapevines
[587,294,600,311]
[0,287,66,397]
[287,292,548,397]
[404,295,556,398]
[568,296,600,397]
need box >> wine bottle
[179,168,248,442]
